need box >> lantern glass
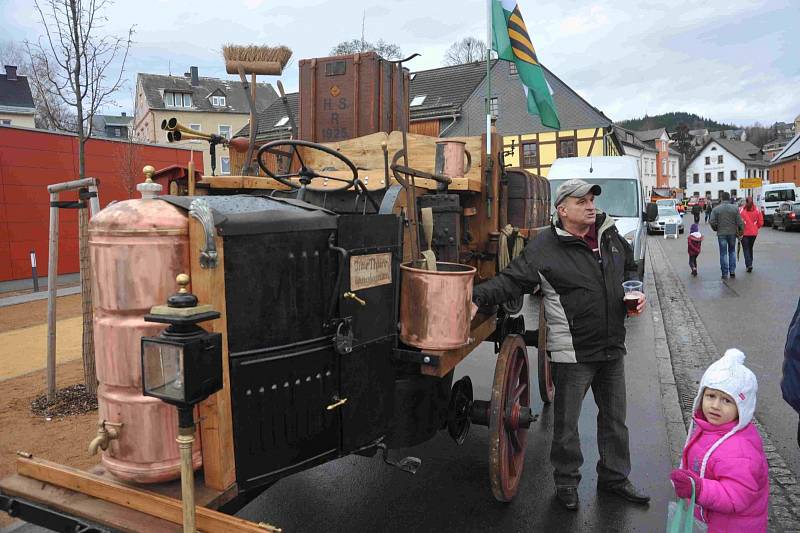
[142,340,185,403]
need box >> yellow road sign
[739,178,762,189]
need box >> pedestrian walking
[471,179,650,511]
[709,192,744,279]
[687,223,703,276]
[691,202,701,224]
[780,297,800,447]
[670,349,769,532]
[704,202,712,223]
[739,197,763,273]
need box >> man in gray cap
[472,178,648,510]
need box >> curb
[0,285,81,308]
[645,246,687,465]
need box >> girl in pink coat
[670,349,769,532]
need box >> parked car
[648,206,684,235]
[772,202,800,231]
[760,183,798,225]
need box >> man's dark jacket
[473,212,638,364]
[781,297,800,414]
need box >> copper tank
[89,170,201,483]
[435,140,472,181]
[399,262,477,350]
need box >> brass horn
[167,129,217,143]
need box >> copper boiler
[399,262,476,350]
[89,174,202,483]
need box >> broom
[222,44,293,175]
[223,44,292,75]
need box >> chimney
[190,66,199,86]
[4,65,17,81]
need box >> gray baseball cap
[554,178,602,206]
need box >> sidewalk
[0,274,81,308]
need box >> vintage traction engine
[0,49,554,533]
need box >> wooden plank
[421,313,496,377]
[189,227,237,491]
[0,473,178,533]
[14,458,277,533]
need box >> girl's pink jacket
[739,207,763,237]
[682,413,769,532]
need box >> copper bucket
[435,140,472,180]
[400,262,477,350]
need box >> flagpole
[485,0,492,217]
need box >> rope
[499,224,514,271]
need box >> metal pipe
[47,177,98,194]
[177,408,196,533]
[438,114,460,137]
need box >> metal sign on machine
[739,178,762,189]
[350,253,392,291]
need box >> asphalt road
[237,295,676,532]
[654,215,800,479]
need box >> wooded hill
[616,112,738,132]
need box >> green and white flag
[491,0,560,129]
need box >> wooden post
[46,191,59,401]
[188,157,195,197]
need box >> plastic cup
[622,280,643,316]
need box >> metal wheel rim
[489,334,530,502]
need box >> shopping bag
[666,478,708,533]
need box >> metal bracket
[392,348,441,367]
[0,493,109,532]
[189,198,218,269]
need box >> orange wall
[0,128,202,281]
[771,160,800,187]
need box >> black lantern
[141,273,222,414]
[140,273,222,533]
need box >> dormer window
[165,91,191,108]
[211,95,226,107]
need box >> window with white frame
[165,91,192,108]
[211,95,226,107]
[410,95,426,107]
[275,116,289,127]
[0,119,10,126]
[220,157,230,175]
[662,159,666,175]
[189,124,201,131]
[487,97,499,118]
[218,125,231,140]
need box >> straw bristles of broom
[222,44,293,68]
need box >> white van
[547,156,656,278]
[759,183,798,224]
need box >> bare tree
[26,0,134,178]
[0,40,74,130]
[26,0,133,399]
[330,39,402,60]
[443,37,488,66]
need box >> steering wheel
[256,139,358,193]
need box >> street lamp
[141,273,222,533]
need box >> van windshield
[549,178,640,218]
[765,189,795,203]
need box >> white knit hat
[681,348,758,477]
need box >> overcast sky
[2,0,798,126]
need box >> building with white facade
[685,138,769,200]
[615,125,680,199]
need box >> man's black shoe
[747,267,753,273]
[555,486,579,510]
[598,480,650,504]
[729,272,735,278]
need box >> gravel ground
[650,238,800,532]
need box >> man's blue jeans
[717,235,737,276]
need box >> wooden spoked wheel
[538,298,554,403]
[489,334,531,502]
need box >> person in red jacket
[739,196,763,273]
